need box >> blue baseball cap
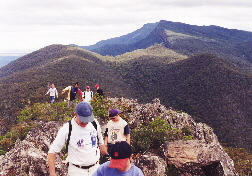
[75,102,94,123]
[109,109,122,117]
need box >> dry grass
[114,44,187,63]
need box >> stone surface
[163,140,238,176]
[134,152,167,176]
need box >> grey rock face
[163,140,238,176]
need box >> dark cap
[109,141,132,168]
[109,109,122,117]
[75,102,94,123]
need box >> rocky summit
[0,98,238,176]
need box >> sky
[0,0,252,55]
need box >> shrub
[131,118,182,153]
[17,102,73,123]
[131,118,195,153]
[0,137,12,152]
[91,94,112,121]
[0,101,74,154]
[224,146,252,176]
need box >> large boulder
[0,121,68,176]
[163,140,238,176]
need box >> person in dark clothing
[94,84,104,97]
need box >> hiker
[94,84,104,97]
[104,109,130,152]
[92,141,144,176]
[45,84,58,103]
[61,82,83,108]
[48,102,107,176]
[83,86,93,103]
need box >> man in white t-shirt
[48,102,107,176]
[83,86,93,103]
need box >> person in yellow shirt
[61,82,83,107]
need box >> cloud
[0,0,251,53]
[144,0,252,7]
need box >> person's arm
[104,136,108,149]
[126,134,130,145]
[94,119,107,155]
[61,86,69,94]
[48,153,57,176]
[55,89,58,98]
[124,124,130,144]
[45,89,50,95]
[104,127,108,147]
[48,123,69,175]
[99,144,107,155]
[78,89,83,101]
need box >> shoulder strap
[91,120,99,145]
[91,120,97,130]
[66,120,72,152]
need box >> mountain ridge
[0,20,252,152]
[78,20,252,74]
[81,22,159,51]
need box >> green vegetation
[17,102,73,123]
[91,94,134,123]
[91,94,112,121]
[131,118,194,153]
[224,146,252,176]
[0,102,74,154]
[0,43,252,154]
[115,53,252,151]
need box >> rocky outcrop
[111,98,238,176]
[135,152,167,176]
[163,140,237,176]
[0,98,238,176]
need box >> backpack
[65,120,98,152]
[83,91,93,98]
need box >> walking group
[45,82,104,106]
[47,82,144,176]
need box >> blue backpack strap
[66,120,72,152]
